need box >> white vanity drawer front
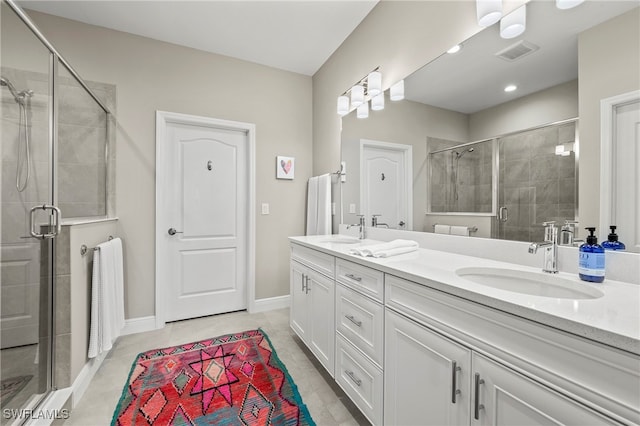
[336,335,383,426]
[336,258,384,302]
[291,244,334,277]
[336,284,384,367]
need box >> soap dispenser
[578,227,605,283]
[602,225,626,251]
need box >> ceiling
[405,1,638,114]
[17,0,379,76]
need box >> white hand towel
[450,226,470,236]
[316,174,331,235]
[349,239,419,258]
[306,177,319,236]
[434,224,450,234]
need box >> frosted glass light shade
[337,95,349,115]
[371,93,385,111]
[556,0,584,9]
[357,102,369,118]
[367,71,382,97]
[351,85,364,107]
[390,80,404,101]
[477,0,502,27]
[500,5,526,39]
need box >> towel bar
[432,224,478,233]
[80,235,114,256]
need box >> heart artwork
[281,159,292,174]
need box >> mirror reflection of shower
[452,147,474,203]
[1,76,33,192]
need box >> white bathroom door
[157,113,253,322]
[360,140,413,230]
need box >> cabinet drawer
[291,244,334,277]
[336,284,384,367]
[336,258,384,302]
[335,335,383,426]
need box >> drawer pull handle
[345,315,362,327]
[345,273,362,282]
[345,370,362,387]
[474,373,485,420]
[451,361,461,404]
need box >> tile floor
[63,308,369,425]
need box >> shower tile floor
[1,344,40,414]
[63,308,369,425]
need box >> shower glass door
[1,1,56,414]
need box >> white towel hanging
[306,177,319,236]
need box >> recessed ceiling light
[447,44,462,54]
[504,84,517,92]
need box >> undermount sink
[320,237,360,244]
[455,267,604,300]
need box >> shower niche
[427,120,578,242]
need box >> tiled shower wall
[496,121,577,242]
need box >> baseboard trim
[70,350,108,409]
[121,315,158,336]
[251,295,290,313]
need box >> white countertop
[290,234,640,355]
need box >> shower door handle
[29,204,61,239]
[498,206,508,222]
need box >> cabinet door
[472,353,621,426]
[385,309,472,426]
[307,269,335,376]
[290,261,309,342]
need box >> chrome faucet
[371,214,389,228]
[528,221,559,273]
[559,220,584,246]
[347,215,366,239]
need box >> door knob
[168,228,183,236]
[398,221,406,227]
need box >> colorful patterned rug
[112,329,314,425]
[1,375,32,406]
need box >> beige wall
[578,8,640,231]
[469,80,578,141]
[27,11,313,318]
[312,0,526,177]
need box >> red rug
[112,329,314,425]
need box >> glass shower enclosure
[1,0,110,416]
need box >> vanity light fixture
[500,4,526,39]
[357,102,369,119]
[504,84,517,92]
[337,95,349,116]
[476,0,503,27]
[351,84,364,107]
[555,0,584,10]
[367,71,382,97]
[371,92,385,111]
[447,44,462,54]
[390,80,404,101]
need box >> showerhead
[454,147,475,159]
[1,76,32,105]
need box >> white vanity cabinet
[290,245,335,376]
[334,258,385,425]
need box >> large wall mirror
[340,0,638,243]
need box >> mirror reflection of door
[360,140,412,230]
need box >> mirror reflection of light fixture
[337,95,349,116]
[390,80,405,101]
[500,5,526,39]
[368,71,382,97]
[371,92,385,111]
[476,0,502,27]
[351,85,364,107]
[357,102,369,118]
[556,0,584,10]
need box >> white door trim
[359,138,413,230]
[599,90,640,235]
[155,111,256,329]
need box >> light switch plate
[261,203,270,215]
[349,203,356,214]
